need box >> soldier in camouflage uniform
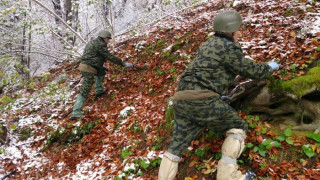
[71,30,133,119]
[158,10,279,180]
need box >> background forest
[1,0,320,179]
[0,0,201,90]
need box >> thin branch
[5,50,65,60]
[48,28,82,56]
[2,41,80,58]
[32,0,87,44]
[115,1,207,37]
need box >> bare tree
[52,0,63,25]
[64,0,80,45]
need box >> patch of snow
[310,15,320,36]
[124,163,136,172]
[17,115,44,127]
[120,106,135,118]
[147,151,157,159]
[233,0,241,7]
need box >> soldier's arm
[223,44,273,79]
[99,46,125,66]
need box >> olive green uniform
[71,37,125,119]
[80,37,125,98]
[168,33,273,156]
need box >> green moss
[306,8,314,13]
[145,45,154,55]
[19,127,32,141]
[155,38,166,49]
[163,54,180,63]
[161,42,184,62]
[172,42,184,52]
[44,120,100,146]
[277,65,320,97]
[284,8,294,17]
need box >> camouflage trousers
[79,71,105,98]
[167,96,248,156]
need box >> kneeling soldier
[158,10,279,180]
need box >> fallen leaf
[189,161,198,167]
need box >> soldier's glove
[124,62,134,68]
[267,61,279,71]
[103,66,108,72]
[221,96,232,101]
[244,171,256,180]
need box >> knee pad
[222,128,246,159]
[158,152,180,180]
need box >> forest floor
[1,0,320,179]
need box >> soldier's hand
[124,62,134,68]
[267,61,279,71]
[221,96,232,101]
[103,66,108,71]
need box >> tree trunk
[70,0,79,45]
[33,0,86,44]
[51,0,63,25]
[27,0,32,79]
[229,78,320,133]
[64,0,72,22]
[103,1,111,27]
[64,0,73,44]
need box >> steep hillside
[1,0,320,179]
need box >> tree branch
[32,0,87,44]
[2,41,80,58]
[115,1,206,37]
[5,50,66,60]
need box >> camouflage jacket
[81,37,125,71]
[177,33,273,95]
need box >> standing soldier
[71,30,133,120]
[158,10,279,180]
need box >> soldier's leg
[71,72,94,119]
[199,99,254,180]
[217,128,247,180]
[158,151,181,180]
[158,101,202,180]
[95,70,106,97]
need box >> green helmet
[214,10,243,33]
[98,30,112,39]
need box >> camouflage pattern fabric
[177,33,273,94]
[78,37,125,98]
[168,96,247,156]
[168,33,273,156]
[81,37,125,73]
[79,72,95,98]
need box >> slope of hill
[1,0,320,179]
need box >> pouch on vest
[78,63,97,75]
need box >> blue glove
[103,66,108,71]
[221,96,232,101]
[124,62,134,68]
[267,61,279,71]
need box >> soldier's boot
[217,128,256,180]
[95,75,106,97]
[158,151,181,180]
[71,94,86,120]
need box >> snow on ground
[310,15,320,36]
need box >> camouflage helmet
[214,10,243,33]
[98,30,112,39]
